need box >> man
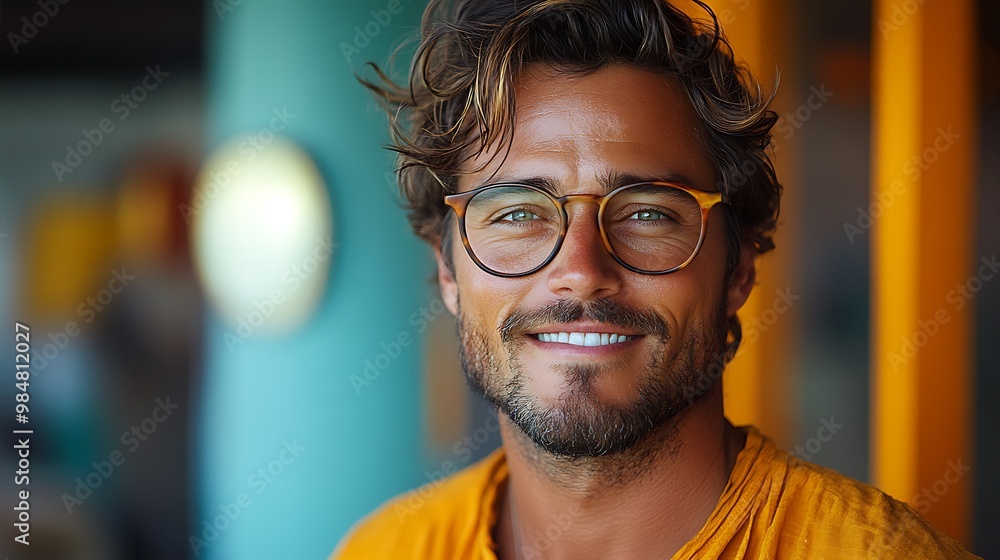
[334,0,978,558]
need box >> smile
[534,332,634,346]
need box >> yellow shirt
[332,426,979,559]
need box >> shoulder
[751,430,978,558]
[330,448,507,560]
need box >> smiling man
[333,1,978,558]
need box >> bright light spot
[191,137,333,335]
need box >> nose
[544,202,624,300]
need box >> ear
[726,243,756,317]
[435,244,459,316]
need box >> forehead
[462,64,717,192]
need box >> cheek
[649,213,729,332]
[452,250,522,329]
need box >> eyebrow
[471,170,701,194]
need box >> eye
[629,210,669,221]
[502,209,540,222]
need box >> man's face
[438,64,752,458]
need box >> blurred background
[0,0,996,558]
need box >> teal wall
[198,1,431,558]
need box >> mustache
[499,298,670,343]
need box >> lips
[534,332,635,346]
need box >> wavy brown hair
[361,0,781,361]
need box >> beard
[458,295,730,461]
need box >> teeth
[535,332,632,346]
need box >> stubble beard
[457,295,730,471]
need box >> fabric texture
[331,426,979,559]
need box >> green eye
[505,210,539,222]
[630,210,665,221]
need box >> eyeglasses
[443,182,727,278]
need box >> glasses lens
[464,186,561,275]
[604,185,705,272]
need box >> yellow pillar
[871,0,976,544]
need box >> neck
[494,387,745,560]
